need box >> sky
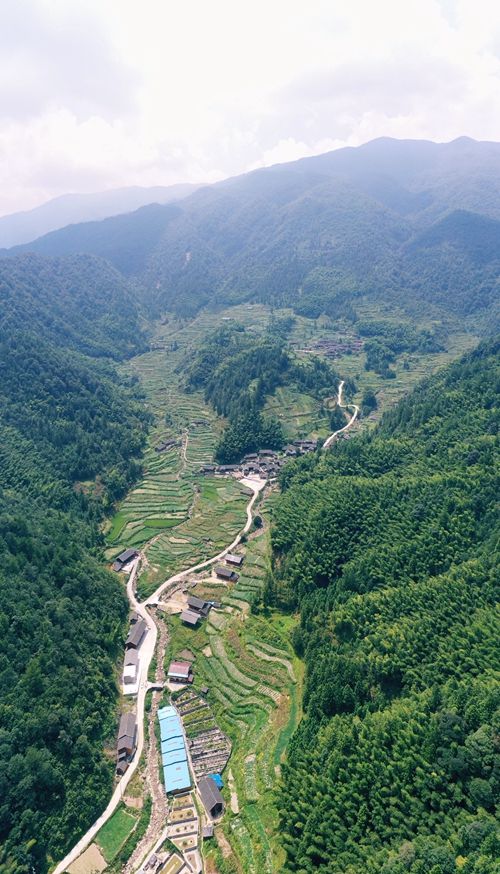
[1,0,500,215]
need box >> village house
[112,548,139,572]
[116,712,137,774]
[126,618,147,649]
[225,553,244,567]
[186,595,211,617]
[215,566,239,582]
[167,661,194,683]
[181,609,200,627]
[198,775,224,819]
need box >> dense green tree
[272,339,500,873]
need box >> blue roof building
[161,736,185,754]
[162,747,187,767]
[157,704,191,793]
[163,760,191,793]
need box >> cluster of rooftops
[180,555,243,627]
[198,440,319,478]
[158,705,191,793]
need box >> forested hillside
[270,340,499,874]
[9,137,500,330]
[0,254,149,873]
[184,320,339,460]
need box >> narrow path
[323,380,359,449]
[52,476,266,874]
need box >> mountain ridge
[0,182,201,248]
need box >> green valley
[0,136,498,874]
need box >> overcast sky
[1,0,500,215]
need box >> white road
[52,476,266,874]
[323,380,359,449]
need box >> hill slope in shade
[0,182,200,248]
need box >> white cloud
[0,0,500,214]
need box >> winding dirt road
[323,380,359,450]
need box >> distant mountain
[7,137,500,327]
[5,203,182,277]
[0,182,200,248]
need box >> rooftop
[116,548,138,564]
[198,775,224,816]
[163,759,191,794]
[118,712,136,740]
[168,661,192,678]
[181,609,200,626]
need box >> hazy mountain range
[5,136,499,329]
[0,182,201,248]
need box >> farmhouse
[181,609,200,627]
[112,548,139,572]
[187,595,211,617]
[117,712,136,760]
[167,661,193,683]
[126,618,147,649]
[215,566,239,582]
[123,649,139,686]
[198,775,224,819]
[225,553,243,567]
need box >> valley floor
[59,303,480,874]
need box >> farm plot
[138,478,251,596]
[94,805,139,863]
[230,533,268,606]
[264,385,330,442]
[164,519,303,874]
[174,688,232,778]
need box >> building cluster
[157,703,225,820]
[181,594,213,628]
[180,557,244,630]
[198,441,319,479]
[301,336,364,358]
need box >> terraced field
[99,302,479,872]
[163,511,303,873]
[104,312,261,596]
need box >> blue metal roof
[158,705,177,721]
[161,736,185,754]
[208,773,224,789]
[164,760,191,793]
[159,718,183,742]
[162,747,187,767]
